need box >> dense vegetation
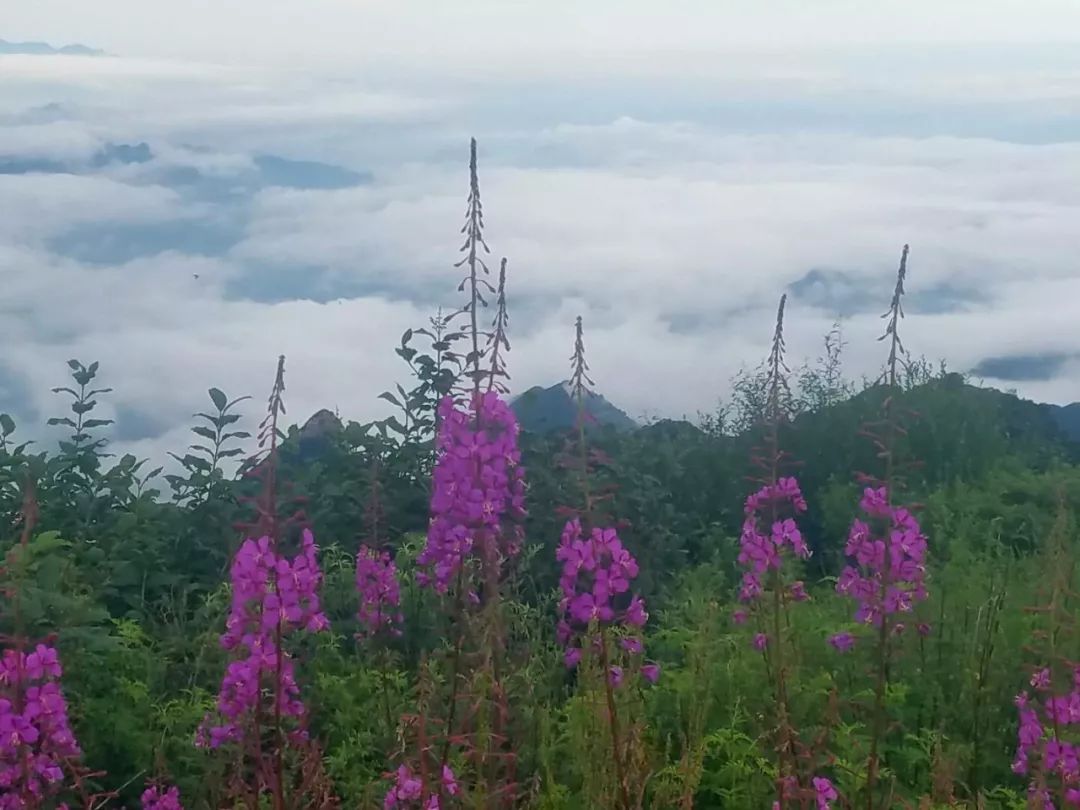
[2,140,1079,810]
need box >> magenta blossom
[556,520,652,683]
[0,644,81,805]
[384,763,459,808]
[812,777,838,809]
[829,633,856,654]
[1013,667,1080,800]
[836,487,928,630]
[198,529,329,750]
[141,784,183,810]
[417,392,527,593]
[735,477,811,649]
[356,545,403,639]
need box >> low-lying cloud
[0,41,1078,467]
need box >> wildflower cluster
[198,529,329,748]
[836,486,928,629]
[737,476,810,606]
[417,392,526,593]
[774,775,839,810]
[0,644,80,806]
[356,545,403,639]
[384,763,460,809]
[1013,667,1080,806]
[141,784,183,810]
[555,519,655,681]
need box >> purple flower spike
[418,393,527,592]
[836,487,927,630]
[356,545,403,640]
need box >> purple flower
[141,784,183,810]
[641,663,661,684]
[356,545,403,640]
[836,487,928,630]
[418,393,527,592]
[828,633,855,653]
[564,647,582,669]
[608,666,624,688]
[625,595,648,628]
[384,764,424,808]
[812,776,838,809]
[556,520,651,675]
[753,633,768,651]
[199,530,329,750]
[732,609,748,625]
[0,644,81,803]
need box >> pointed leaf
[209,387,228,411]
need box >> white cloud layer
[0,18,1078,465]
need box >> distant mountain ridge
[1045,402,1080,444]
[511,382,637,433]
[508,376,1080,445]
[0,39,103,56]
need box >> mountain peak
[0,39,103,56]
[512,382,636,434]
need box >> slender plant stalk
[865,245,909,809]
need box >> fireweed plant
[356,466,403,642]
[554,316,657,810]
[0,483,82,810]
[734,295,838,809]
[832,245,931,809]
[1012,494,1080,807]
[197,357,336,810]
[139,783,182,810]
[399,138,524,807]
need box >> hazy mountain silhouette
[0,39,103,56]
[511,382,637,434]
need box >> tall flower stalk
[835,245,929,809]
[555,316,655,810]
[735,296,835,809]
[1012,493,1080,807]
[199,357,332,810]
[411,138,525,807]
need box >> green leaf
[28,531,70,556]
[208,387,228,411]
[0,414,14,436]
[378,391,402,408]
[191,426,218,441]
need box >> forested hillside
[1,142,1079,810]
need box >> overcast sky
[2,2,1080,464]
